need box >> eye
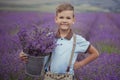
[66,17,71,19]
[59,16,64,19]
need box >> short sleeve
[75,35,90,53]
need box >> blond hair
[56,3,74,17]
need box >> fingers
[74,61,82,70]
[21,56,28,63]
[73,62,79,70]
[19,51,28,63]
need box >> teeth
[62,25,67,26]
[61,23,68,25]
[61,24,67,25]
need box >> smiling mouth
[61,23,68,26]
[61,24,68,27]
[61,24,67,25]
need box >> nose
[62,18,67,23]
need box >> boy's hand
[19,51,28,63]
[74,61,83,70]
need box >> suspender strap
[44,53,52,71]
[66,33,76,72]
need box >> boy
[20,3,99,80]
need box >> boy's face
[55,10,75,31]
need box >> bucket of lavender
[17,24,56,77]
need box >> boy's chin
[60,28,70,31]
[60,26,70,30]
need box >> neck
[59,29,70,38]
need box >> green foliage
[9,73,18,80]
[24,76,33,80]
[95,42,120,54]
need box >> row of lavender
[0,11,120,80]
[74,13,120,53]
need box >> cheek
[56,20,61,24]
[55,21,59,24]
[69,21,74,24]
[55,21,60,26]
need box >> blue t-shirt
[44,34,90,74]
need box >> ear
[73,17,75,24]
[55,17,57,23]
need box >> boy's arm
[74,45,99,70]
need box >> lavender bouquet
[17,24,56,56]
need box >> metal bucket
[25,55,44,77]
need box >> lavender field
[0,11,120,80]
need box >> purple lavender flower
[17,24,56,56]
